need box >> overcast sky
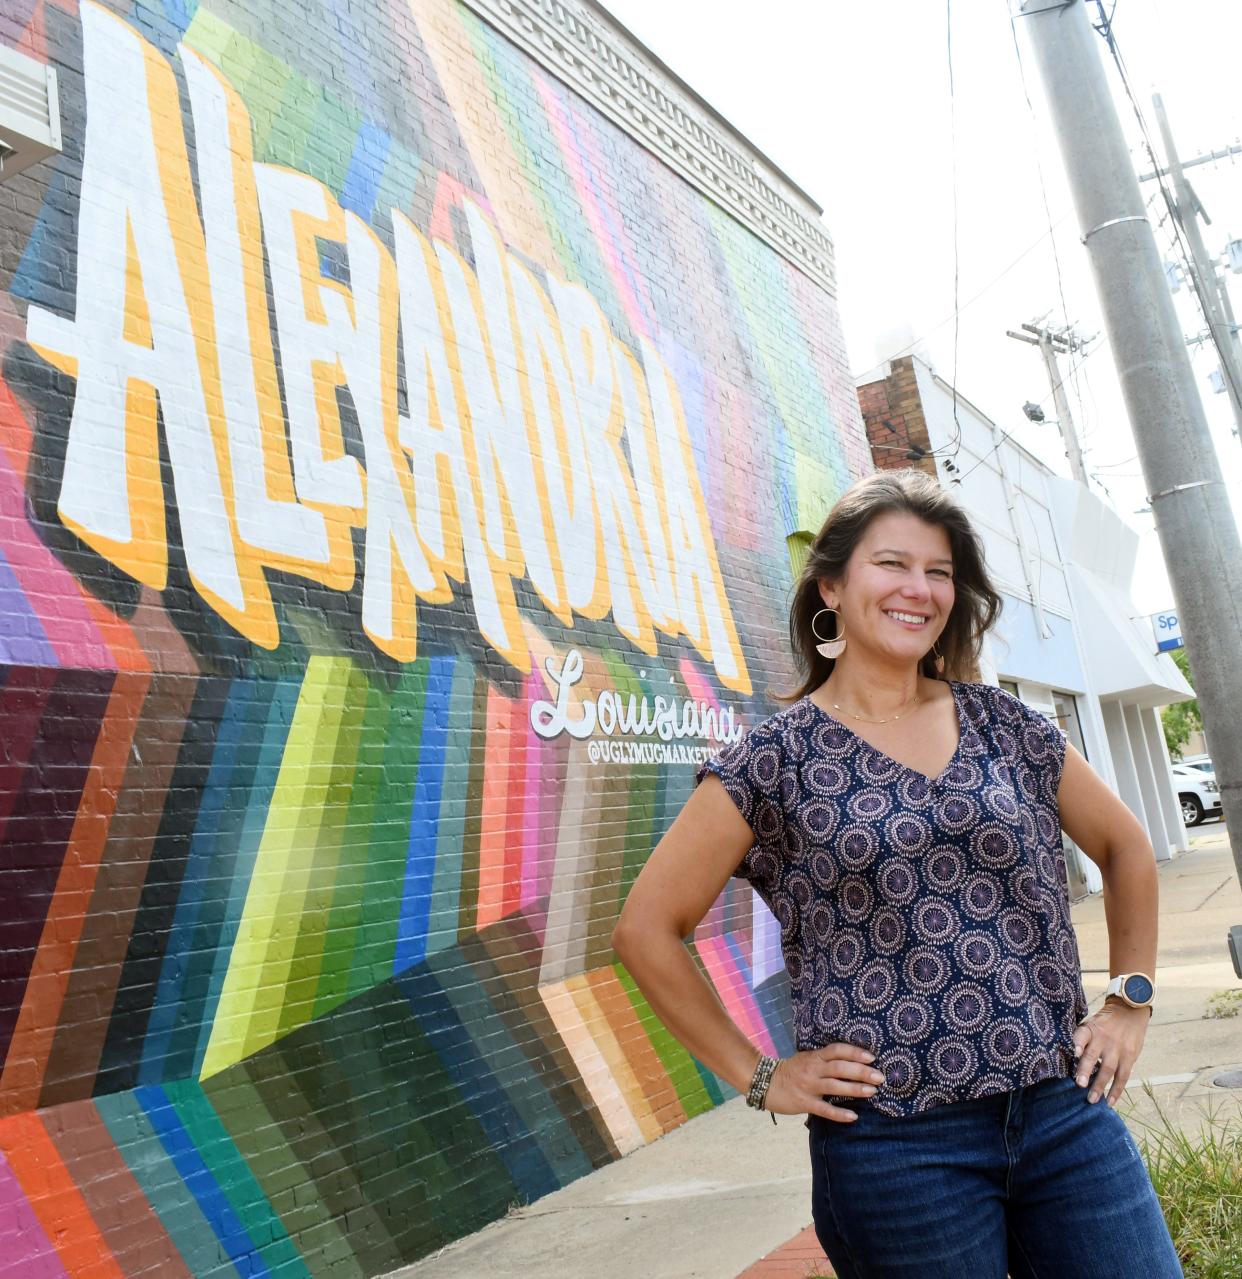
[602,0,1242,616]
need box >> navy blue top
[696,680,1086,1116]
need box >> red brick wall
[857,357,938,480]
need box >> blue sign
[1152,609,1183,652]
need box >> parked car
[1178,753,1215,775]
[1171,762,1222,826]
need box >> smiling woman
[781,470,1000,703]
[613,470,1184,1278]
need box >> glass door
[1052,690,1091,900]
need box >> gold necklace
[829,690,922,725]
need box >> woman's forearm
[613,924,763,1093]
[1098,839,1159,979]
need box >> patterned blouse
[696,680,1087,1117]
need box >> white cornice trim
[456,0,836,294]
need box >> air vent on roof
[0,43,61,183]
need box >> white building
[857,355,1194,896]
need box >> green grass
[1204,989,1242,1020]
[1129,1089,1242,1279]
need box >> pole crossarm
[1139,142,1242,183]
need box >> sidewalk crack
[1192,877,1233,911]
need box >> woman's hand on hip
[764,1043,887,1124]
[1073,1000,1152,1106]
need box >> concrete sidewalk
[1074,825,1242,1136]
[388,829,1242,1279]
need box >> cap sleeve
[695,725,786,888]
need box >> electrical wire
[1092,0,1242,417]
[944,0,963,461]
[1075,334,1105,446]
[954,436,1008,483]
[1038,336,1117,497]
[1032,333,1110,413]
[1009,3,1092,441]
[1016,467,1048,607]
[880,1,1108,476]
[953,416,1036,484]
[868,0,967,465]
[854,214,1073,376]
[952,333,1112,486]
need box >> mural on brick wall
[0,0,869,1272]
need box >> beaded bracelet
[746,1053,780,1125]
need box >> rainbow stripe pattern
[0,0,868,1271]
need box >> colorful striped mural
[0,0,869,1271]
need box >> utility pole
[1149,93,1242,438]
[1018,0,1242,891]
[1006,321,1090,483]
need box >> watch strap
[1104,972,1154,1007]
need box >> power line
[1091,0,1242,422]
[953,333,1112,488]
[1072,326,1104,445]
[866,0,1030,465]
[1151,94,1242,436]
[874,0,965,465]
[1008,7,1089,425]
[1020,0,1242,876]
[945,0,963,460]
[1036,332,1110,409]
[954,433,1011,483]
[854,214,1073,376]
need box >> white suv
[1171,761,1222,826]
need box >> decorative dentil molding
[456,0,837,295]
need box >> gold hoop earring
[811,608,846,660]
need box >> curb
[735,1224,833,1278]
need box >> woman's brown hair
[778,469,1002,703]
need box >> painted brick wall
[0,0,869,1272]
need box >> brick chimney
[857,356,938,480]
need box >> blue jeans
[808,1075,1183,1278]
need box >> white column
[1102,700,1151,835]
[1075,694,1117,791]
[1123,702,1173,861]
[1141,705,1190,856]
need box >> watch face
[1123,974,1154,1005]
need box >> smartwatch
[1103,972,1155,1010]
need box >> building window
[1053,690,1087,761]
[1051,689,1091,901]
[999,678,1020,698]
